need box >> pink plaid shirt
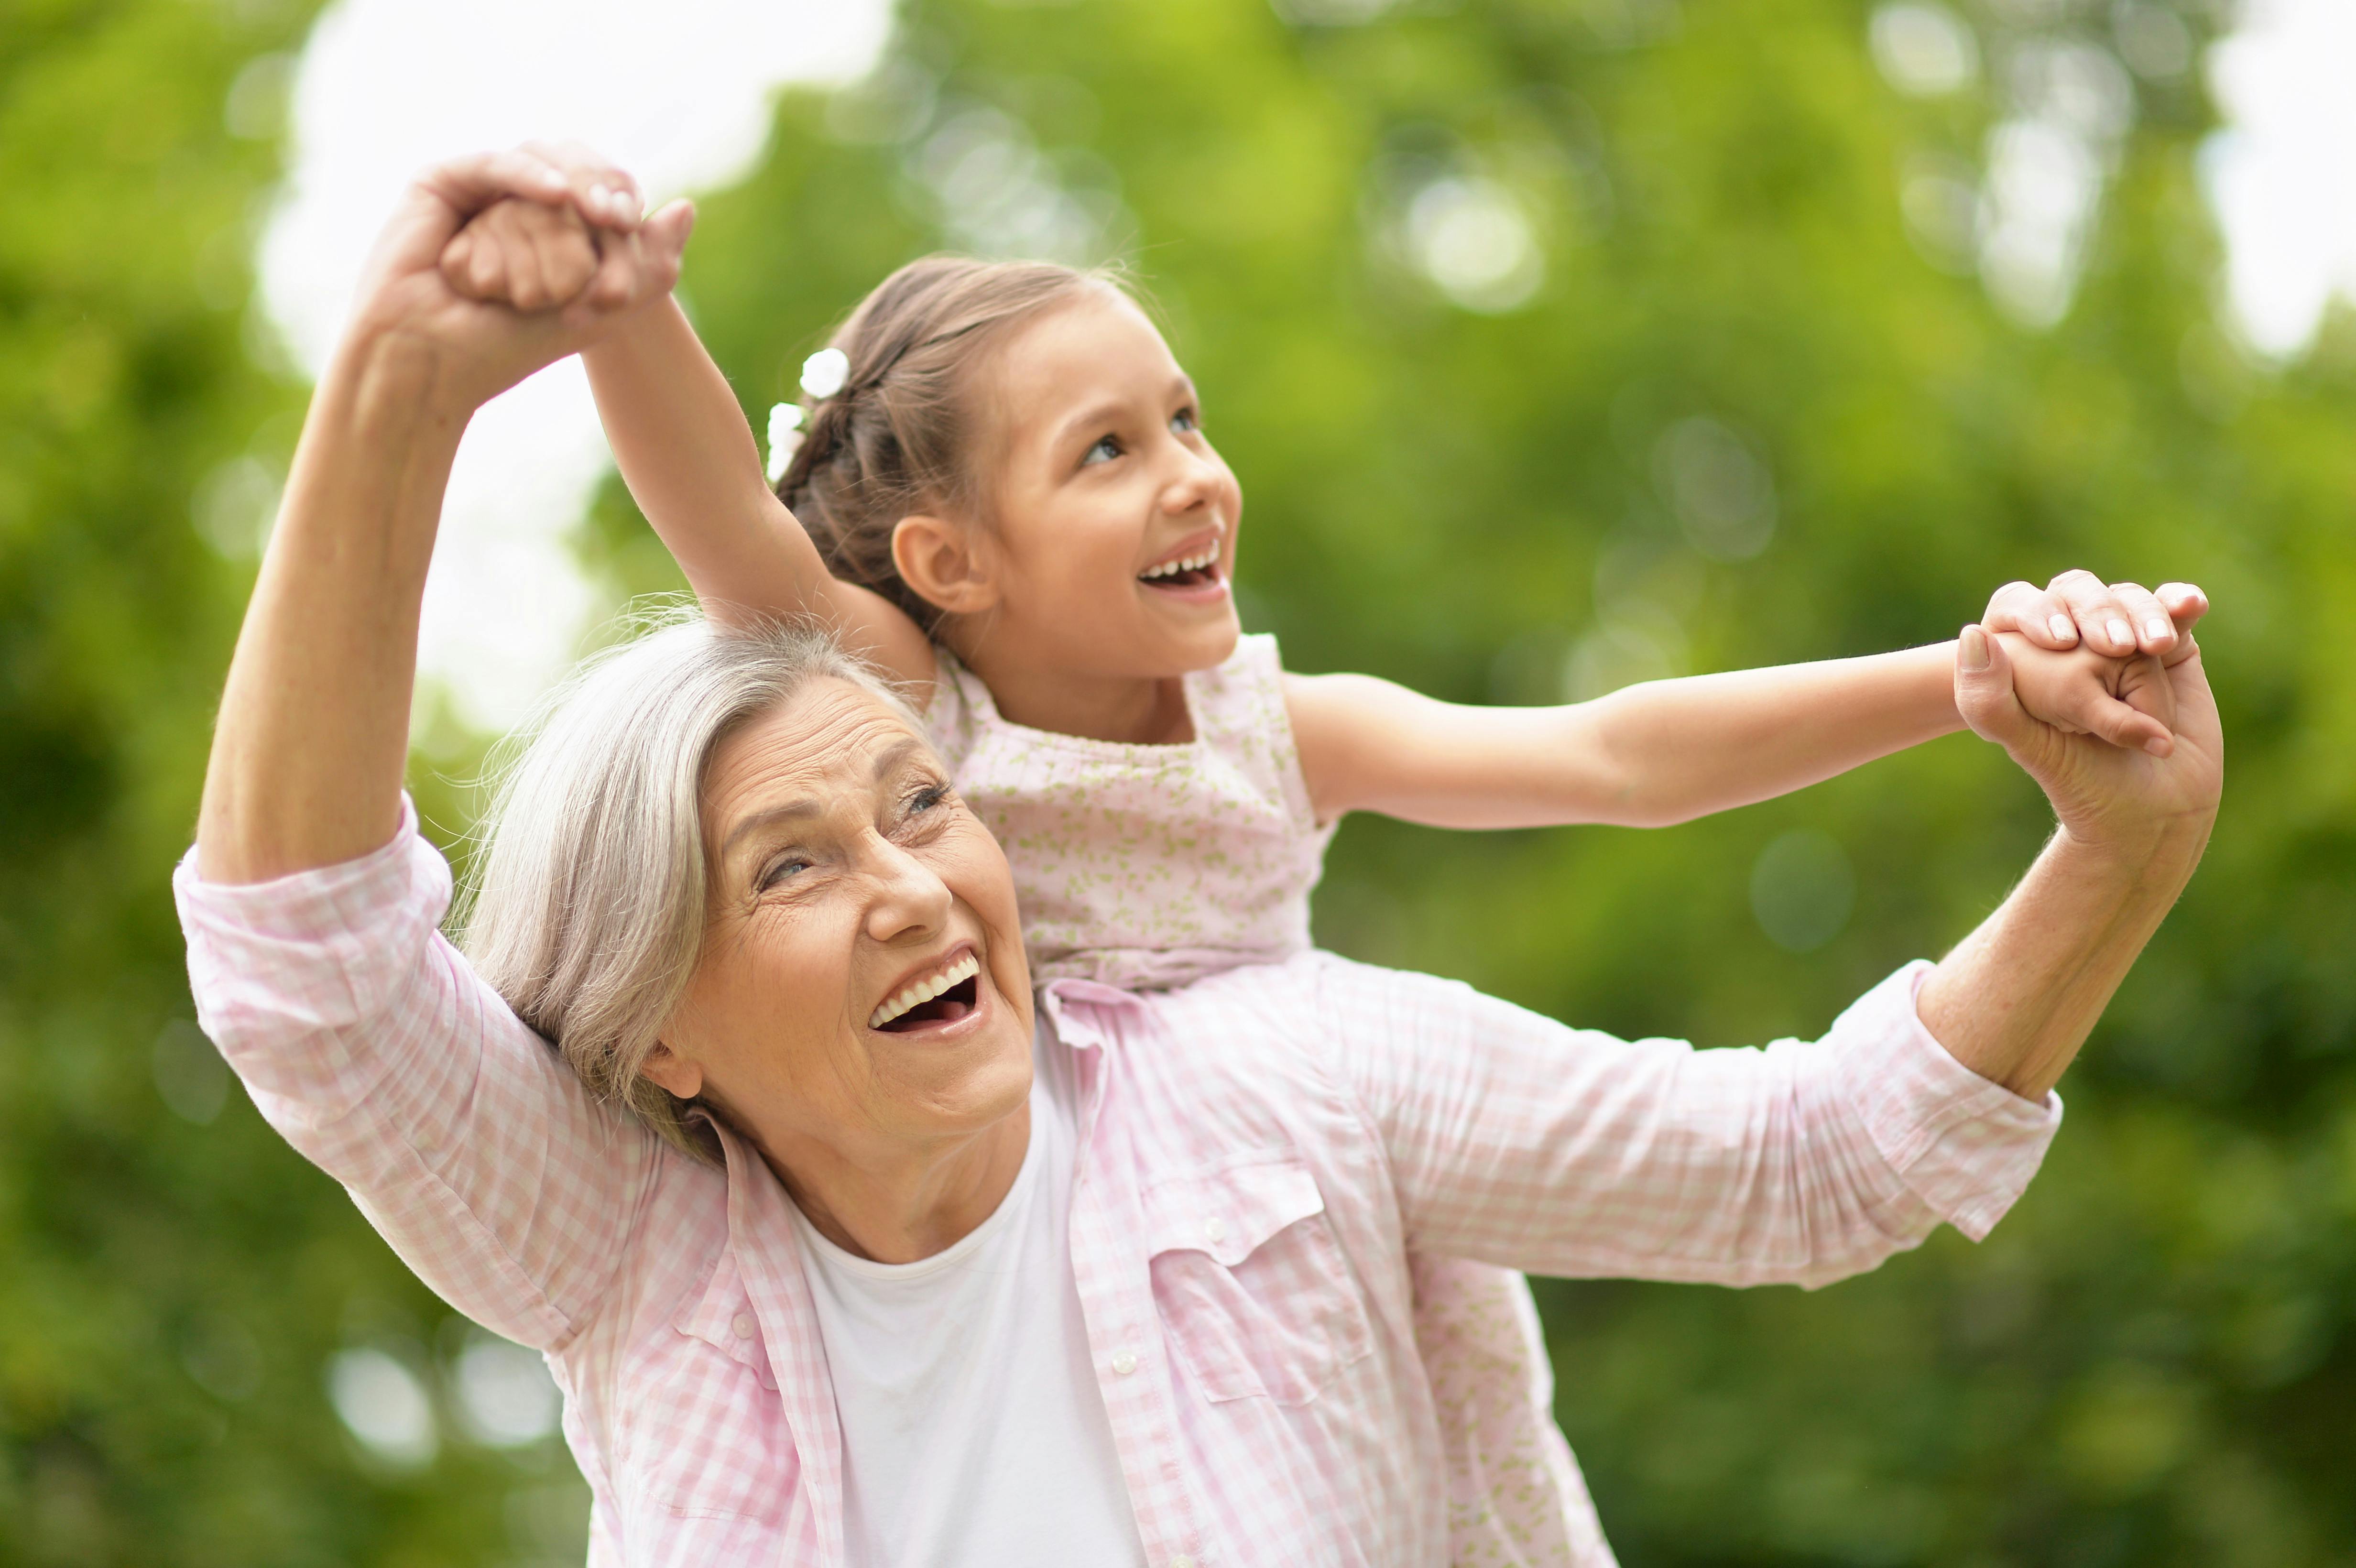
[175,806,2062,1567]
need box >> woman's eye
[907,784,949,816]
[1171,406,1199,435]
[1082,434,1122,466]
[759,857,811,891]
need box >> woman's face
[647,679,1035,1179]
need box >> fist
[442,198,603,312]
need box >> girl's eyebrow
[1052,396,1127,448]
[1049,375,1198,450]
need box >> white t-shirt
[785,1033,1146,1568]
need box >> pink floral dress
[927,633,1615,1566]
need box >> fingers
[519,138,643,233]
[439,229,498,302]
[525,204,600,307]
[2156,581,2209,667]
[415,147,575,224]
[2157,581,2208,628]
[1953,624,2034,751]
[537,212,600,305]
[560,198,692,330]
[2039,568,2149,658]
[2106,580,2178,657]
[2074,677,2174,756]
[1981,579,2080,650]
[2116,653,2179,753]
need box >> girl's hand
[1999,634,2175,755]
[345,145,690,414]
[441,197,603,312]
[1981,570,2209,660]
[440,141,654,313]
[1955,616,2222,856]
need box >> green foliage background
[6,0,2353,1562]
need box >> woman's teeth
[869,952,981,1029]
[1140,546,1219,581]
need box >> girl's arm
[443,186,935,686]
[1286,617,2193,830]
[579,300,933,684]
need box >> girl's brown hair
[774,255,1119,631]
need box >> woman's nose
[862,835,953,943]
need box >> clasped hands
[389,143,2224,862]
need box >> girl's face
[959,289,1244,682]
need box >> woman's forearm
[1578,642,1962,826]
[1917,818,2208,1099]
[197,328,468,884]
[582,300,835,627]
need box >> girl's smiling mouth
[1138,531,1227,597]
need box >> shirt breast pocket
[1143,1158,1374,1407]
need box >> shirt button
[1170,1556,1197,1568]
[1202,1217,1227,1244]
[731,1314,755,1339]
[1111,1350,1138,1376]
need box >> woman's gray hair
[456,607,921,1161]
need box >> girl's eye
[1082,434,1123,467]
[1171,406,1199,435]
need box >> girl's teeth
[1143,548,1217,580]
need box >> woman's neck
[961,651,1195,745]
[763,1100,1034,1265]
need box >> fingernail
[2105,618,2133,649]
[2145,735,2171,757]
[2145,617,2170,642]
[2048,614,2075,643]
[1960,625,1990,672]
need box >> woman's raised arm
[197,150,688,883]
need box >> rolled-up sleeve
[174,800,656,1349]
[1329,955,2061,1288]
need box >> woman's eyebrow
[720,738,929,856]
[872,737,925,780]
[721,799,822,857]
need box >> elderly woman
[181,155,2220,1568]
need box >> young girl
[443,175,2194,1566]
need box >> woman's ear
[639,1041,704,1101]
[892,514,1001,618]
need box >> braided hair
[774,256,1121,632]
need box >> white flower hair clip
[765,349,854,483]
[800,347,850,400]
[765,402,804,484]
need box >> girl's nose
[1160,438,1226,514]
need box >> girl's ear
[892,514,1001,618]
[639,1041,704,1101]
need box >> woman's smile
[869,942,989,1034]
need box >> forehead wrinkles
[704,686,929,849]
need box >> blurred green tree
[0,2,586,1564]
[9,0,2354,1561]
